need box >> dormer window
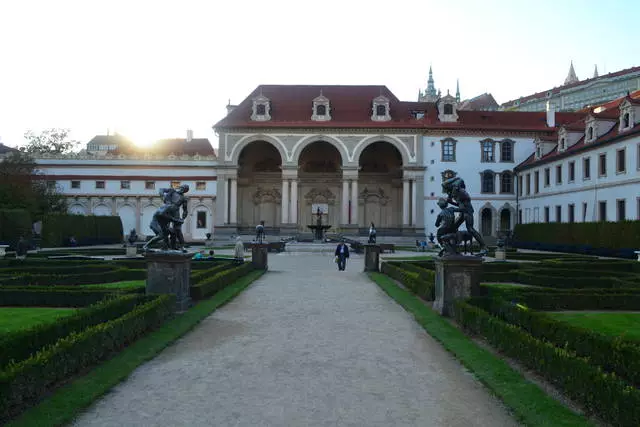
[251,93,271,121]
[560,138,566,151]
[443,104,453,115]
[536,145,542,159]
[623,113,630,128]
[587,126,594,141]
[618,99,637,132]
[371,95,391,122]
[311,93,331,121]
[437,93,459,122]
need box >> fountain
[307,207,332,241]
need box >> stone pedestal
[0,245,8,258]
[145,252,193,312]
[364,244,381,272]
[252,244,268,270]
[125,245,137,257]
[495,249,506,261]
[433,255,483,317]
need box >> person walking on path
[334,239,350,271]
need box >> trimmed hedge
[190,263,255,300]
[190,262,235,285]
[0,294,148,368]
[41,214,123,247]
[454,299,640,426]
[0,288,131,307]
[514,221,640,259]
[487,290,640,311]
[0,294,174,422]
[0,209,32,250]
[381,262,435,301]
[0,268,145,287]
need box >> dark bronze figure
[143,185,189,251]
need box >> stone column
[402,179,410,226]
[290,179,298,225]
[341,179,349,225]
[229,177,238,224]
[222,177,229,224]
[411,179,417,226]
[350,179,358,226]
[414,177,425,235]
[135,197,141,235]
[281,179,290,224]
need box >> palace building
[16,83,639,242]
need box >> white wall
[421,134,534,236]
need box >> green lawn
[0,308,78,334]
[80,280,145,289]
[548,311,640,341]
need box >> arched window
[560,138,566,150]
[256,104,266,115]
[623,113,630,128]
[376,104,387,116]
[481,140,495,162]
[441,139,456,162]
[481,171,495,193]
[500,140,513,162]
[587,126,594,140]
[443,104,453,115]
[316,104,326,116]
[500,172,513,193]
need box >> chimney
[186,129,193,142]
[546,102,556,128]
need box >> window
[443,104,453,115]
[617,199,626,221]
[534,171,539,194]
[518,175,523,196]
[587,126,594,140]
[616,149,626,173]
[95,180,105,189]
[599,153,607,176]
[556,165,562,184]
[441,139,456,162]
[256,104,266,115]
[583,157,591,179]
[376,104,386,116]
[500,172,513,193]
[568,204,575,223]
[555,205,562,222]
[196,211,207,229]
[599,201,607,222]
[525,174,531,195]
[316,104,326,116]
[623,112,630,128]
[544,207,550,223]
[71,180,80,189]
[481,140,495,162]
[481,171,495,193]
[196,181,206,191]
[536,145,542,159]
[145,181,155,190]
[560,138,566,151]
[120,180,130,190]
[544,168,550,187]
[568,161,575,182]
[500,140,513,162]
[171,180,181,189]
[582,202,588,222]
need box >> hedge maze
[0,255,258,423]
[381,253,640,426]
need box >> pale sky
[1,0,638,149]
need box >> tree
[0,151,67,220]
[20,128,79,155]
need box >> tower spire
[564,61,579,85]
[455,79,460,102]
[593,64,599,78]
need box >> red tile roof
[215,85,584,132]
[502,66,640,107]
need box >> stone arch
[291,134,348,166]
[93,204,111,216]
[478,202,498,237]
[68,204,87,215]
[498,203,516,232]
[230,134,287,164]
[352,135,411,166]
[190,204,213,240]
[118,204,136,236]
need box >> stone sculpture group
[435,170,488,257]
[143,185,190,252]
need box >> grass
[6,269,265,427]
[79,280,145,289]
[548,311,640,341]
[0,308,78,334]
[368,272,594,427]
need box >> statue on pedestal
[143,185,189,252]
[255,220,265,244]
[437,170,488,257]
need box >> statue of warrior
[143,185,189,251]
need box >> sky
[0,0,639,149]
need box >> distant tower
[593,64,599,78]
[564,61,579,85]
[455,79,460,102]
[419,66,439,102]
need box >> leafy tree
[19,128,79,155]
[0,151,67,220]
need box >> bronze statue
[437,170,488,256]
[255,220,265,243]
[143,185,189,251]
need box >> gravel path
[72,253,518,427]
